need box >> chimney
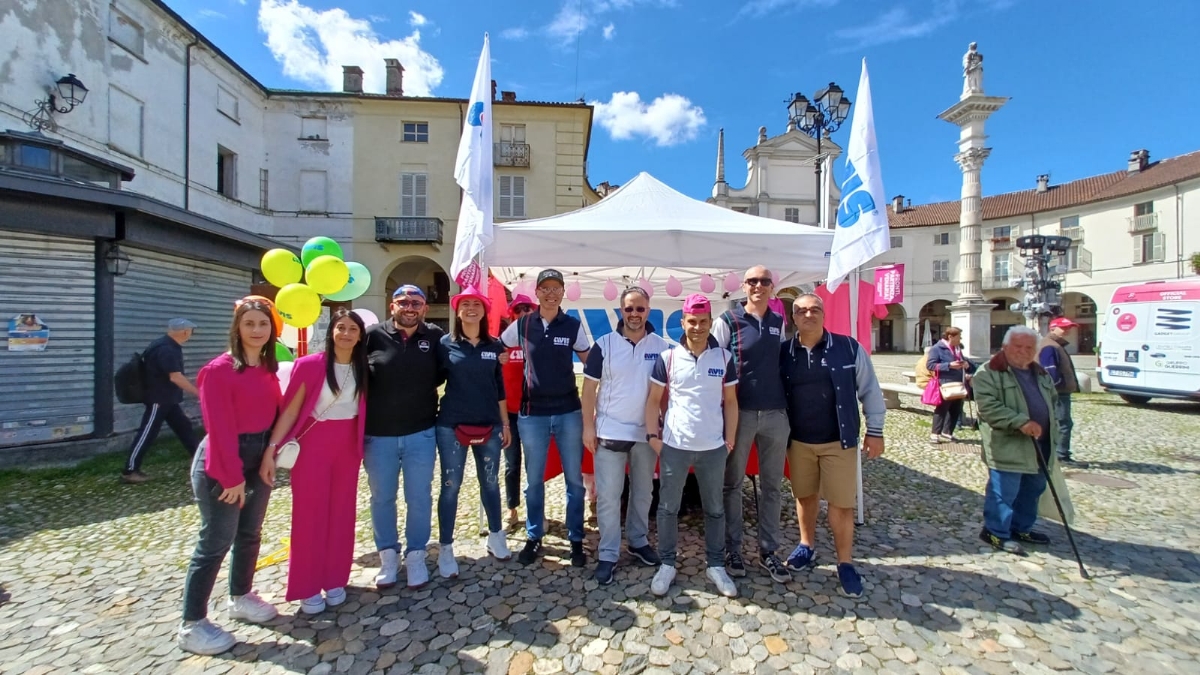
[906,198,912,209]
[892,195,905,213]
[1127,149,1150,173]
[384,59,404,96]
[1036,174,1050,193]
[342,66,363,94]
[501,91,516,102]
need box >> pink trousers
[285,417,359,601]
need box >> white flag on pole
[826,58,890,292]
[451,33,493,288]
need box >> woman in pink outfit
[262,308,367,614]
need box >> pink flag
[874,264,904,305]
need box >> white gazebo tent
[487,172,834,297]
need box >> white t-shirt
[650,341,738,451]
[584,330,672,442]
[315,362,359,420]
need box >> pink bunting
[638,277,654,298]
[724,272,740,292]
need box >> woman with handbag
[259,308,367,614]
[927,326,976,443]
[434,285,512,578]
[178,298,281,655]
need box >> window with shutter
[401,174,414,216]
[499,175,526,218]
[498,175,512,217]
[400,173,428,217]
[1151,232,1166,262]
[1079,247,1093,276]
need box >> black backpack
[115,351,147,404]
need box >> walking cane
[1030,439,1089,580]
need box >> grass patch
[0,438,192,494]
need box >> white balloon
[353,308,380,327]
[277,361,294,395]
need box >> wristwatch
[646,433,660,441]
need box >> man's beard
[395,313,420,328]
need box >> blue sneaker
[785,543,816,571]
[837,563,863,598]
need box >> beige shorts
[787,440,856,509]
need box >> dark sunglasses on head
[622,306,648,314]
[743,277,773,286]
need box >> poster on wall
[7,314,50,351]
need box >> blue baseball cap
[392,284,427,299]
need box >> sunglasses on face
[743,277,773,287]
[512,305,534,315]
[794,307,823,316]
[393,299,425,309]
[622,306,648,314]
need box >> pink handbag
[921,377,943,406]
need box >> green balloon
[274,341,295,362]
[323,261,372,302]
[301,236,344,267]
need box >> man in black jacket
[121,319,200,484]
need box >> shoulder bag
[939,368,969,401]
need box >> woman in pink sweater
[261,308,367,614]
[178,298,282,656]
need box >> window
[499,124,526,144]
[108,5,144,58]
[1060,215,1079,229]
[933,259,950,282]
[934,232,954,246]
[300,170,327,213]
[216,86,239,122]
[499,175,526,218]
[991,225,1011,240]
[403,122,429,143]
[1059,245,1092,275]
[401,173,428,216]
[733,206,749,213]
[890,235,903,248]
[108,86,144,157]
[1134,232,1165,264]
[217,146,237,198]
[1135,201,1153,216]
[300,117,327,140]
[784,207,800,223]
[17,144,53,171]
[63,156,117,187]
[259,169,269,209]
[993,255,1010,282]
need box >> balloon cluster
[259,237,373,328]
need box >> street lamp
[23,73,90,133]
[787,82,852,222]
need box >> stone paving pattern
[2,354,1199,675]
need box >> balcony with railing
[990,237,1013,251]
[1059,226,1084,243]
[494,142,531,167]
[982,273,1017,290]
[375,217,443,244]
[1127,212,1158,232]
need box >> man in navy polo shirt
[644,294,740,598]
[712,265,791,582]
[501,269,591,567]
[121,318,200,484]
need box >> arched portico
[383,255,452,332]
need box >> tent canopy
[486,172,833,298]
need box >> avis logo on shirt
[768,327,781,336]
[553,336,572,347]
[707,368,724,377]
[481,352,498,361]
[644,353,658,361]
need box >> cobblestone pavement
[2,354,1200,675]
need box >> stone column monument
[936,42,1009,361]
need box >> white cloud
[547,3,591,45]
[258,0,444,96]
[832,3,956,51]
[500,27,530,40]
[545,0,674,46]
[591,91,706,147]
[602,23,616,40]
[197,8,226,20]
[408,11,427,27]
[739,0,839,18]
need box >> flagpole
[849,267,865,525]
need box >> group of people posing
[170,264,1072,657]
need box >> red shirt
[197,353,281,488]
[502,346,525,414]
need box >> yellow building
[350,84,596,328]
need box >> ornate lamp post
[23,73,89,133]
[788,84,851,224]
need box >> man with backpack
[121,318,200,483]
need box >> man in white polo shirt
[644,294,740,598]
[582,286,670,585]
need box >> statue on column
[962,42,983,97]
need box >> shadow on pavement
[1071,460,1199,475]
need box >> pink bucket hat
[507,293,535,314]
[682,293,711,315]
[451,285,491,313]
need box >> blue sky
[175,0,1199,207]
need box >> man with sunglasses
[581,286,669,585]
[710,266,792,583]
[362,285,445,590]
[500,269,591,567]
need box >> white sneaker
[299,593,325,615]
[227,591,277,624]
[177,618,235,655]
[376,548,399,589]
[650,565,676,596]
[487,531,512,561]
[929,434,942,444]
[706,566,738,598]
[406,550,430,588]
[438,544,459,579]
[324,587,347,607]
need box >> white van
[1097,279,1200,404]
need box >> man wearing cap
[1039,318,1083,466]
[121,319,201,483]
[645,293,741,598]
[362,285,445,589]
[500,269,591,567]
[582,285,670,585]
[501,294,535,525]
[711,265,792,582]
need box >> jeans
[505,411,523,509]
[125,402,200,473]
[518,411,585,542]
[362,427,437,555]
[723,408,790,556]
[932,399,964,435]
[657,444,727,568]
[181,434,272,622]
[436,426,503,542]
[1054,394,1074,459]
[983,468,1047,538]
[593,442,657,563]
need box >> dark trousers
[181,433,272,622]
[124,402,200,474]
[1054,394,1074,460]
[932,399,964,436]
[504,411,522,510]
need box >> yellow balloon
[261,248,303,287]
[275,283,322,328]
[305,255,350,295]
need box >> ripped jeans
[435,426,503,543]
